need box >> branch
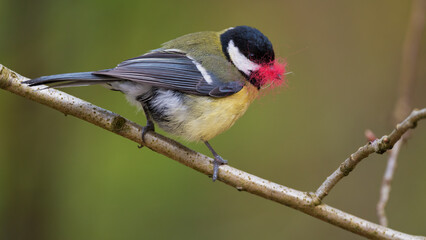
[377,0,426,227]
[1,64,425,240]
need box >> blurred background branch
[1,64,425,240]
[378,140,402,227]
[377,0,426,227]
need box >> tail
[23,71,117,88]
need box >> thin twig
[316,0,426,204]
[315,108,425,201]
[376,0,426,227]
[1,65,425,240]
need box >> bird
[24,25,286,181]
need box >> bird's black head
[220,26,275,77]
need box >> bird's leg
[204,141,228,181]
[138,105,155,148]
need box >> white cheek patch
[227,40,260,75]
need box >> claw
[212,155,228,181]
[204,141,228,181]
[138,121,155,148]
[138,105,155,148]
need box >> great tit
[24,25,286,181]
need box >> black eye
[248,53,255,59]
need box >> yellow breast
[181,84,258,141]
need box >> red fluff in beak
[251,60,287,89]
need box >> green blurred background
[1,0,425,239]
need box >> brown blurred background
[1,0,425,239]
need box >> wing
[93,50,244,97]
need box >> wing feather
[94,50,243,97]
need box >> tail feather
[45,80,116,89]
[23,71,117,87]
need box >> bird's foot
[212,155,228,182]
[138,121,155,148]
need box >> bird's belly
[152,85,258,142]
